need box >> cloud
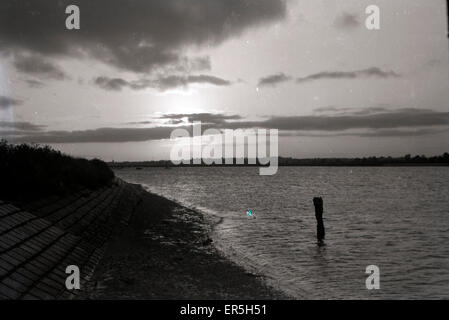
[0,0,287,73]
[352,128,449,137]
[0,96,22,109]
[94,77,129,91]
[334,13,360,30]
[128,113,242,125]
[258,73,291,87]
[0,129,45,137]
[126,121,153,126]
[153,75,232,90]
[9,127,179,143]
[0,120,45,131]
[174,57,212,73]
[296,67,400,84]
[259,67,399,87]
[25,79,46,88]
[224,108,449,131]
[165,119,184,125]
[187,75,231,86]
[7,109,449,143]
[13,54,68,80]
[94,74,232,91]
[314,106,399,116]
[314,106,353,113]
[280,127,449,138]
[160,113,242,124]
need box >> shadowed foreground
[0,180,139,299]
[1,178,286,299]
[79,189,287,299]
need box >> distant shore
[79,183,288,299]
[108,153,449,169]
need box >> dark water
[116,167,449,299]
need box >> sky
[0,0,448,161]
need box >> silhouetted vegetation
[275,153,449,166]
[0,140,114,202]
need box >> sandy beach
[79,184,288,299]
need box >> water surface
[115,166,449,299]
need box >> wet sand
[79,185,288,299]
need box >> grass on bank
[0,140,114,202]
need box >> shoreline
[79,183,289,299]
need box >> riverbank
[79,184,288,299]
[0,179,139,299]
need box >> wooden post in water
[313,197,325,244]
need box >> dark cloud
[0,0,287,73]
[187,75,231,86]
[280,127,449,138]
[0,129,44,137]
[8,109,449,143]
[94,74,232,91]
[296,67,400,84]
[0,120,45,131]
[314,106,352,113]
[334,13,360,30]
[314,106,402,116]
[0,96,22,109]
[94,77,129,91]
[258,73,291,87]
[126,121,153,125]
[353,128,449,137]
[13,54,68,80]
[344,107,392,116]
[165,119,184,125]
[224,108,449,131]
[259,67,399,87]
[9,127,179,143]
[160,113,242,124]
[153,75,232,90]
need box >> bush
[0,140,114,202]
